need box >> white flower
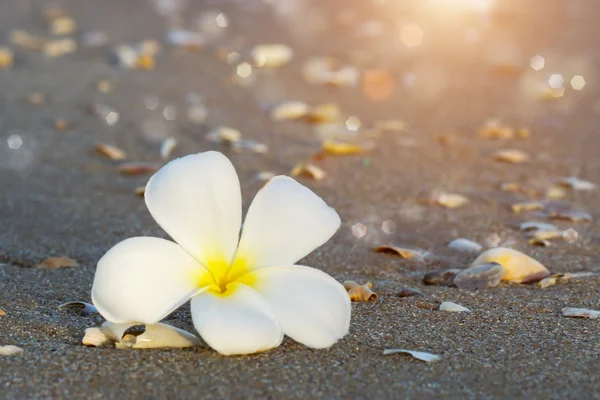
[92,151,350,355]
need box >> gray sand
[1,1,600,399]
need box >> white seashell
[493,149,530,164]
[470,247,550,283]
[0,345,24,356]
[383,349,440,362]
[82,327,110,347]
[557,176,596,191]
[206,126,241,144]
[58,301,98,316]
[439,301,471,312]
[250,44,293,68]
[434,193,469,209]
[562,307,600,319]
[519,222,558,232]
[113,323,201,349]
[447,238,482,253]
[269,101,309,121]
[166,29,205,48]
[160,137,177,160]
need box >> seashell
[517,128,531,139]
[255,171,276,181]
[166,29,205,50]
[0,309,6,317]
[110,45,138,68]
[112,323,201,349]
[470,247,550,283]
[322,139,373,155]
[548,210,592,223]
[493,149,530,164]
[478,120,514,139]
[137,54,155,70]
[519,222,558,232]
[396,288,425,298]
[562,307,600,319]
[10,30,47,51]
[137,40,161,56]
[206,126,241,144]
[26,92,46,105]
[134,186,145,197]
[327,65,359,87]
[96,143,126,160]
[345,282,378,302]
[375,246,424,259]
[453,263,506,290]
[82,327,110,347]
[439,301,471,312]
[0,345,24,356]
[423,269,461,286]
[528,238,551,247]
[116,162,161,176]
[433,193,469,209]
[250,44,293,68]
[269,101,309,121]
[511,201,544,214]
[160,137,177,160]
[44,38,77,57]
[546,186,566,200]
[0,47,14,68]
[58,301,98,316]
[49,16,76,36]
[539,272,597,288]
[291,163,326,181]
[35,256,78,269]
[306,103,341,123]
[382,349,440,362]
[232,140,268,154]
[302,57,335,84]
[447,238,482,253]
[557,177,596,191]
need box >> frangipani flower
[92,151,351,355]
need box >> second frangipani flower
[92,151,351,355]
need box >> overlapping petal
[234,176,341,270]
[191,283,283,355]
[144,152,242,269]
[250,265,351,349]
[92,237,208,324]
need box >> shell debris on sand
[58,301,98,316]
[557,176,596,191]
[35,256,78,269]
[447,238,482,253]
[250,44,293,68]
[375,246,425,259]
[493,149,530,164]
[83,322,200,349]
[291,163,326,181]
[269,101,309,121]
[432,193,469,209]
[539,272,597,288]
[0,308,6,317]
[454,263,506,290]
[423,269,461,286]
[439,301,471,312]
[470,247,550,283]
[382,349,440,362]
[562,307,600,319]
[343,281,378,302]
[0,345,24,356]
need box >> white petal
[191,284,283,355]
[235,176,341,269]
[251,265,351,349]
[145,151,242,268]
[92,237,208,324]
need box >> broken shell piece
[439,301,471,312]
[478,120,514,139]
[35,256,78,269]
[0,47,13,69]
[546,186,566,200]
[95,143,126,160]
[291,163,326,181]
[166,29,205,50]
[562,307,600,319]
[375,246,424,259]
[343,281,378,302]
[116,162,161,176]
[302,57,358,87]
[114,323,200,349]
[453,263,506,290]
[269,101,309,121]
[470,247,550,283]
[54,119,69,131]
[232,140,268,154]
[396,288,425,298]
[322,139,372,155]
[423,269,461,286]
[539,272,597,288]
[382,349,440,362]
[375,119,406,132]
[206,126,241,144]
[447,238,483,253]
[529,238,551,247]
[255,171,276,181]
[519,221,558,232]
[10,30,47,50]
[134,186,145,197]
[0,345,24,356]
[160,137,177,160]
[548,210,592,223]
[137,54,155,70]
[44,38,77,57]
[557,177,596,191]
[250,44,293,68]
[0,309,6,317]
[511,201,544,214]
[306,103,341,123]
[49,16,76,36]
[526,229,562,241]
[27,92,46,105]
[433,193,469,209]
[493,149,530,164]
[82,327,109,347]
[58,301,98,316]
[111,45,138,68]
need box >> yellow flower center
[194,255,256,297]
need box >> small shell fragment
[58,301,98,316]
[166,29,205,50]
[95,144,126,161]
[0,47,14,68]
[160,137,177,160]
[116,162,161,176]
[27,92,46,105]
[529,238,551,247]
[250,44,293,68]
[493,149,530,164]
[423,269,460,286]
[562,307,600,319]
[0,309,6,317]
[0,345,24,356]
[453,263,506,290]
[134,186,146,197]
[375,246,424,259]
[291,163,326,181]
[44,38,77,57]
[343,281,378,302]
[10,30,47,50]
[526,229,563,241]
[269,101,309,121]
[548,210,592,223]
[322,139,372,155]
[82,327,109,347]
[306,103,341,123]
[115,323,200,349]
[557,177,596,191]
[232,140,268,154]
[511,201,544,214]
[433,193,469,209]
[255,171,276,181]
[439,301,471,312]
[54,119,70,131]
[447,238,482,253]
[206,126,241,144]
[49,17,76,36]
[35,256,78,269]
[396,288,425,298]
[382,349,440,362]
[519,222,558,232]
[470,247,550,283]
[539,272,597,288]
[478,120,514,139]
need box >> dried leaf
[375,246,424,259]
[493,149,530,164]
[0,345,24,356]
[447,238,482,253]
[117,162,161,176]
[291,163,326,181]
[538,272,597,288]
[439,301,471,312]
[166,29,205,50]
[269,101,309,121]
[35,256,78,269]
[322,139,372,155]
[250,44,293,68]
[361,69,394,102]
[160,137,177,160]
[557,177,596,191]
[470,247,549,283]
[232,140,268,154]
[95,144,126,161]
[562,307,600,319]
[382,349,440,362]
[58,301,98,316]
[433,193,469,209]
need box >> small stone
[439,301,471,312]
[453,263,506,290]
[375,246,424,259]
